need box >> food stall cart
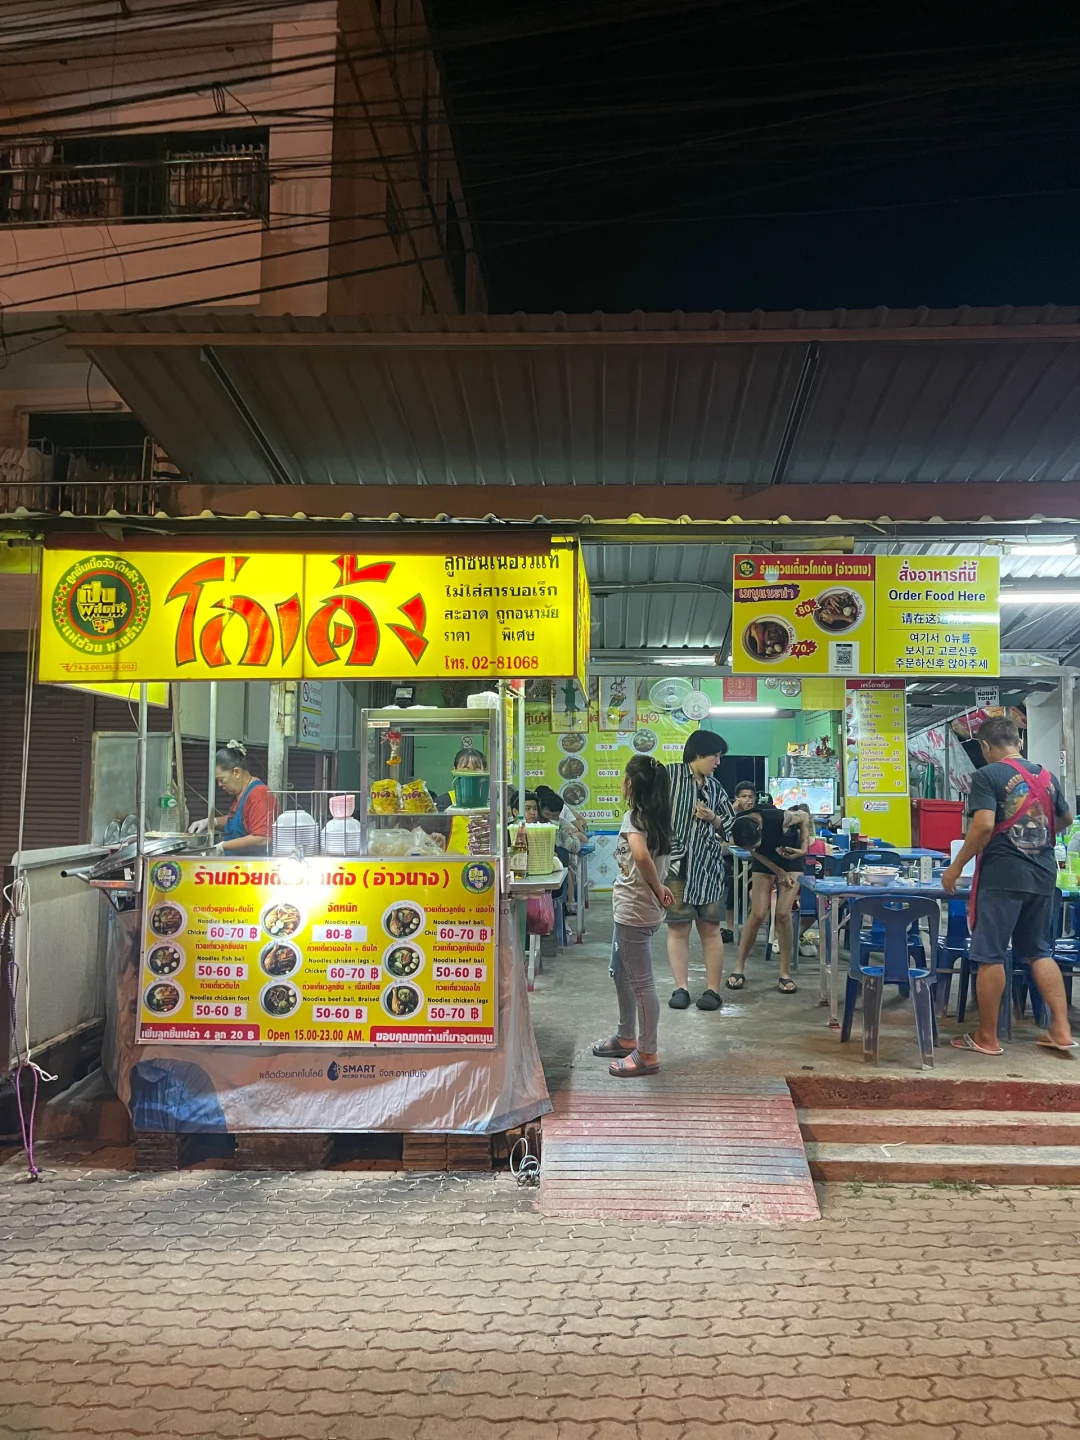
[34,534,589,1141]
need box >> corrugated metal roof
[63,307,1080,490]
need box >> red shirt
[229,781,279,840]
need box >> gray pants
[611,921,661,1055]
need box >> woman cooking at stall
[190,741,280,855]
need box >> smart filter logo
[51,554,151,655]
[326,1061,340,1081]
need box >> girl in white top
[592,755,673,1077]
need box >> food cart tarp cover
[104,900,551,1134]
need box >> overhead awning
[61,308,1080,524]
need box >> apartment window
[443,184,467,311]
[0,127,270,225]
[385,189,405,254]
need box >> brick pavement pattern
[2,1151,1080,1439]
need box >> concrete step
[799,1106,1080,1148]
[807,1141,1080,1186]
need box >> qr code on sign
[829,642,859,674]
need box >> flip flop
[609,1050,660,1078]
[592,1035,636,1058]
[951,1033,1003,1056]
[777,977,797,994]
[1037,1036,1080,1052]
[726,974,746,990]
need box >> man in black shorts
[942,715,1075,1055]
[727,803,810,993]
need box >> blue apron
[223,778,263,841]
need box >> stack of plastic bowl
[321,793,362,856]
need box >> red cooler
[911,798,965,851]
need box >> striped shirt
[666,764,735,906]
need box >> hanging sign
[731,555,876,675]
[975,685,1000,709]
[137,856,498,1048]
[38,541,588,684]
[874,555,999,676]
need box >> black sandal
[725,974,746,990]
[777,977,797,994]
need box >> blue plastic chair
[841,896,940,1069]
[934,899,970,1016]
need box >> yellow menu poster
[732,554,876,675]
[138,857,497,1048]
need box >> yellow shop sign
[875,554,999,676]
[39,542,588,684]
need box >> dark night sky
[429,0,1080,313]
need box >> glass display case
[358,707,504,861]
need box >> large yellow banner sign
[874,554,999,675]
[39,542,586,683]
[138,857,497,1048]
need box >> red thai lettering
[305,595,380,667]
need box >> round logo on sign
[51,555,150,652]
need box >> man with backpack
[942,715,1075,1055]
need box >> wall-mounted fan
[681,689,713,721]
[649,676,695,711]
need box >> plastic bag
[526,892,555,936]
[409,826,446,856]
[369,827,413,856]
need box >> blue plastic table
[800,875,965,1026]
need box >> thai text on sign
[138,857,498,1048]
[38,542,587,683]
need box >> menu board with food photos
[138,857,497,1048]
[732,554,876,675]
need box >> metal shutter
[0,654,93,859]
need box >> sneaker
[720,928,735,944]
[696,989,723,1011]
[668,988,691,1009]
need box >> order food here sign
[38,541,588,684]
[732,554,999,676]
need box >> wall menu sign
[874,555,999,676]
[39,541,588,684]
[138,858,498,1048]
[731,555,876,675]
[847,679,907,794]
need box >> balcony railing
[0,150,269,225]
[0,440,183,517]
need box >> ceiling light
[709,705,779,716]
[1000,591,1080,605]
[1006,543,1077,557]
[655,655,716,666]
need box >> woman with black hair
[664,729,735,1011]
[592,755,674,1077]
[188,741,279,856]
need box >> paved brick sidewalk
[1,1150,1079,1440]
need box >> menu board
[137,858,497,1048]
[732,555,876,675]
[875,554,999,675]
[847,681,907,794]
[523,701,697,826]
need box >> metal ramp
[539,1074,820,1224]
